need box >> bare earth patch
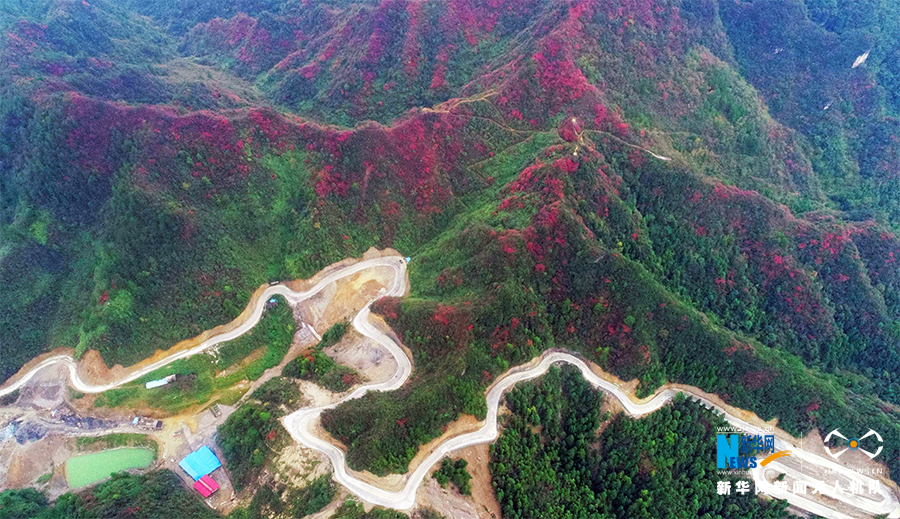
[416,471,481,519]
[324,330,397,385]
[273,443,328,489]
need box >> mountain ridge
[3,0,900,487]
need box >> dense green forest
[3,0,900,509]
[250,376,302,408]
[226,474,335,519]
[227,488,446,519]
[217,402,283,489]
[326,501,443,519]
[283,321,358,391]
[0,470,444,519]
[491,366,798,519]
[431,458,471,495]
[0,471,220,519]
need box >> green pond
[65,447,155,488]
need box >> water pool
[65,447,155,488]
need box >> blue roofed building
[179,445,222,481]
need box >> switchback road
[1,253,896,518]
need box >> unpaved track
[1,254,896,518]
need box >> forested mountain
[491,366,798,519]
[0,471,221,519]
[3,0,900,490]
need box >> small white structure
[852,50,871,68]
[132,416,163,430]
[145,374,176,389]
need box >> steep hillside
[718,0,900,224]
[3,0,900,488]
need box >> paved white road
[281,258,900,518]
[1,254,896,518]
[0,256,408,396]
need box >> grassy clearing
[93,296,295,414]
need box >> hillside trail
[422,88,672,161]
[1,251,897,518]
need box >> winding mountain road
[285,345,900,517]
[1,253,896,518]
[280,257,900,518]
[0,256,407,397]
